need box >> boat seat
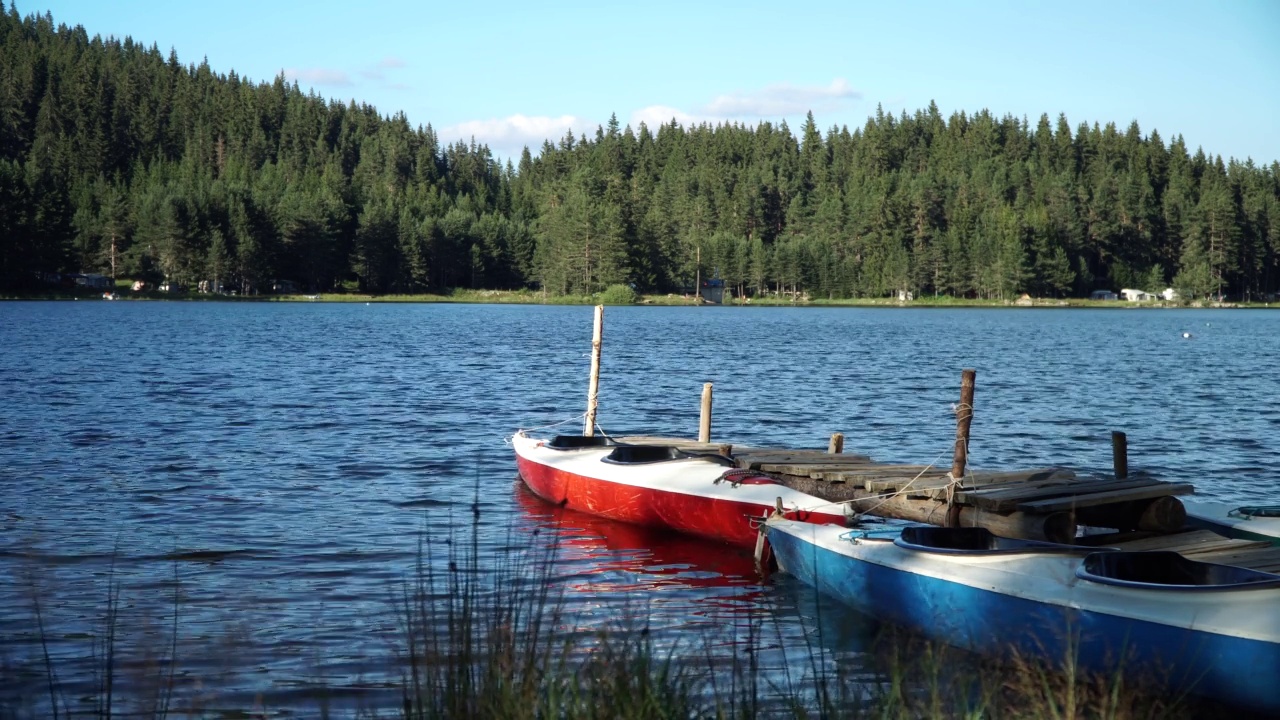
[895,526,1098,555]
[546,435,620,450]
[1078,551,1280,590]
[601,445,736,466]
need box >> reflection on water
[1,302,1279,714]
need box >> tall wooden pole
[584,305,604,436]
[1111,431,1129,480]
[951,369,977,480]
[698,382,713,443]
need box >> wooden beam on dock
[1016,483,1193,513]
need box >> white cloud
[378,56,407,69]
[439,114,587,155]
[629,105,704,130]
[442,78,862,160]
[283,67,353,87]
[703,78,860,118]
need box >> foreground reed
[3,513,1204,720]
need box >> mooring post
[1112,430,1128,480]
[828,432,844,454]
[951,369,977,480]
[698,382,713,443]
[584,305,604,436]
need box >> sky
[23,0,1280,165]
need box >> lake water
[2,302,1278,714]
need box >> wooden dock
[617,435,1192,544]
[558,307,1280,573]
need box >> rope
[1229,505,1280,520]
[849,447,959,521]
[520,412,590,434]
[785,440,970,528]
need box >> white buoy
[1182,332,1192,339]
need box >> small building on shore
[1121,288,1156,302]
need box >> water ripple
[1,303,1279,713]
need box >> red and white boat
[513,430,853,548]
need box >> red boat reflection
[513,481,765,599]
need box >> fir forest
[2,7,1279,303]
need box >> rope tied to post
[520,412,591,434]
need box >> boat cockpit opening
[1078,550,1280,589]
[601,445,736,466]
[895,526,1100,555]
[546,435,619,450]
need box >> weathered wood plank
[1016,483,1194,513]
[961,478,1178,512]
[738,452,873,465]
[759,463,879,476]
[958,475,1094,500]
[1191,545,1280,567]
[776,474,1077,542]
[812,465,939,481]
[1113,529,1253,554]
[863,476,954,494]
[961,468,1076,487]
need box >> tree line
[3,6,1278,301]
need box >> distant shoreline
[2,288,1273,309]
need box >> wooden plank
[738,452,873,464]
[1191,545,1280,567]
[1016,483,1193,513]
[863,475,954,494]
[962,468,1076,487]
[962,478,1175,512]
[957,471,1116,499]
[758,463,879,476]
[958,481,1079,509]
[961,475,1151,501]
[1114,529,1250,554]
[1178,539,1275,557]
[813,465,938,480]
[738,455,874,470]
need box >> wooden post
[698,382,713,443]
[584,305,604,436]
[951,369,977,479]
[828,432,844,454]
[1111,431,1128,480]
[718,443,734,457]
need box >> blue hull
[769,526,1280,713]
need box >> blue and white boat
[766,518,1280,714]
[1183,499,1280,545]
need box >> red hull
[515,454,846,548]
